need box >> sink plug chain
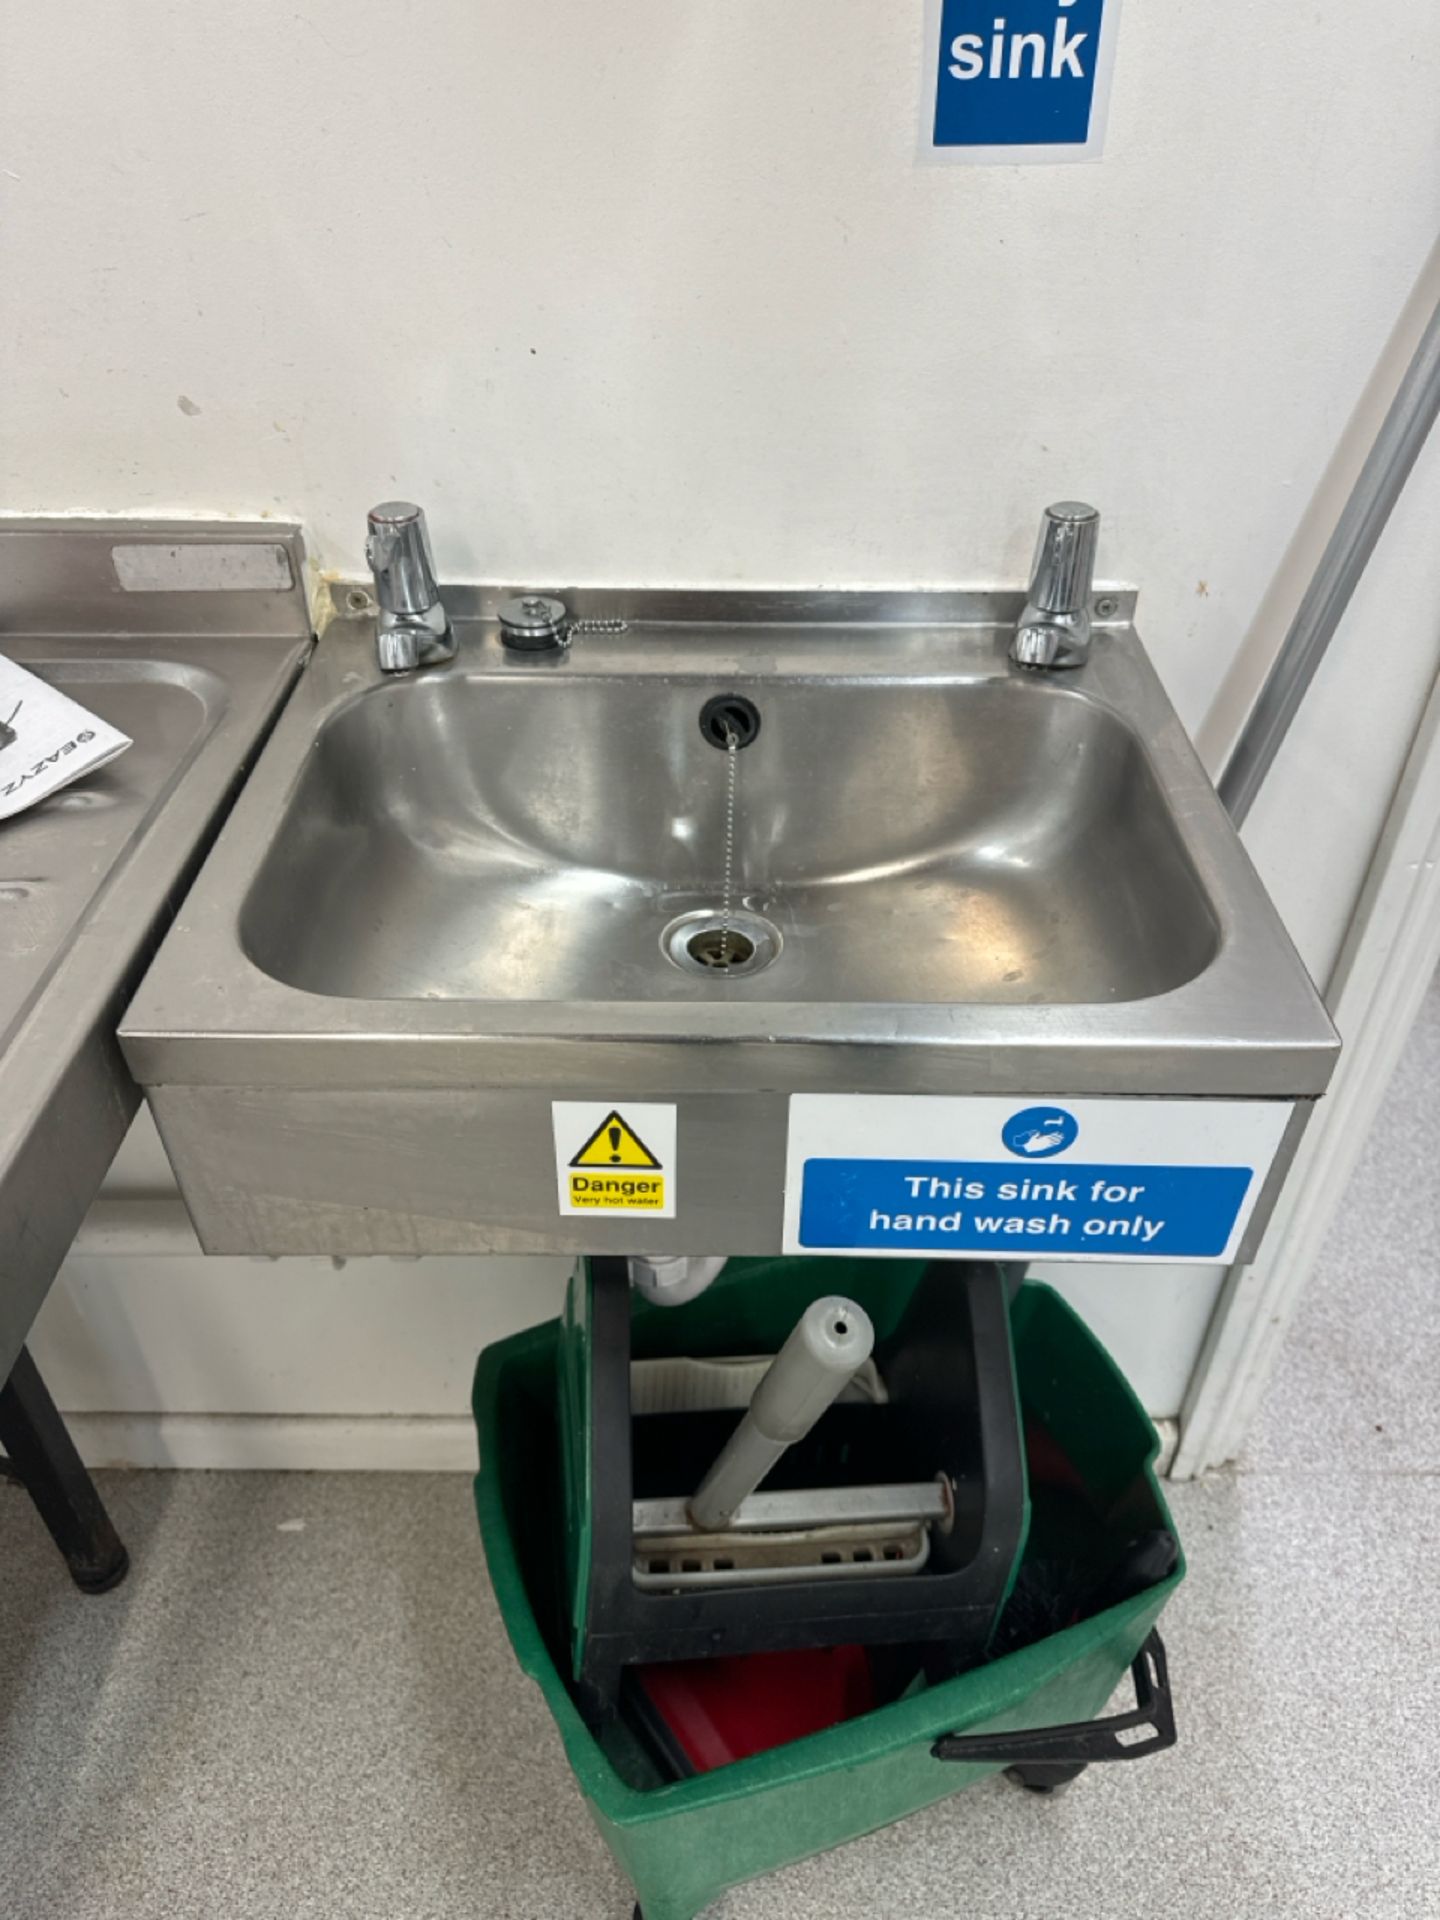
[566,616,627,638]
[719,727,739,964]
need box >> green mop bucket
[473,1265,1184,1920]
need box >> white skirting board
[61,1409,1179,1477]
[61,1413,481,1474]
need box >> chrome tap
[1010,502,1100,670]
[364,502,455,673]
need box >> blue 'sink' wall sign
[925,0,1122,164]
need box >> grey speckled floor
[3,993,1438,1920]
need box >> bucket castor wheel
[1006,1761,1088,1794]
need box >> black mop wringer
[560,1257,1030,1718]
[632,1295,956,1585]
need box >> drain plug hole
[662,907,780,978]
[686,927,756,970]
[699,694,761,751]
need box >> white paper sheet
[0,655,133,822]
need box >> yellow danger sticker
[552,1102,677,1218]
[570,1111,661,1171]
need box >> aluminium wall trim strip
[1174,655,1440,1476]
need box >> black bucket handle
[932,1630,1175,1768]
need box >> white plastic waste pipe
[626,1255,729,1307]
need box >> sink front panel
[240,671,1218,1006]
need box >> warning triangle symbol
[569,1110,662,1170]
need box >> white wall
[7,3,1440,1461]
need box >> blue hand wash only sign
[783,1095,1295,1265]
[923,0,1122,163]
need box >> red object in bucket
[633,1646,876,1773]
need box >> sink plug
[1011,501,1100,671]
[496,593,627,653]
[496,593,572,652]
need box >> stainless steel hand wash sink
[120,581,1338,1263]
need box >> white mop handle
[687,1296,875,1532]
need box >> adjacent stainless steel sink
[0,520,311,1377]
[0,659,219,1033]
[120,587,1339,1261]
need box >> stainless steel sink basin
[121,586,1338,1261]
[239,671,1217,1007]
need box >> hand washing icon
[1018,1125,1067,1154]
[1001,1106,1079,1159]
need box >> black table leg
[0,1345,129,1592]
